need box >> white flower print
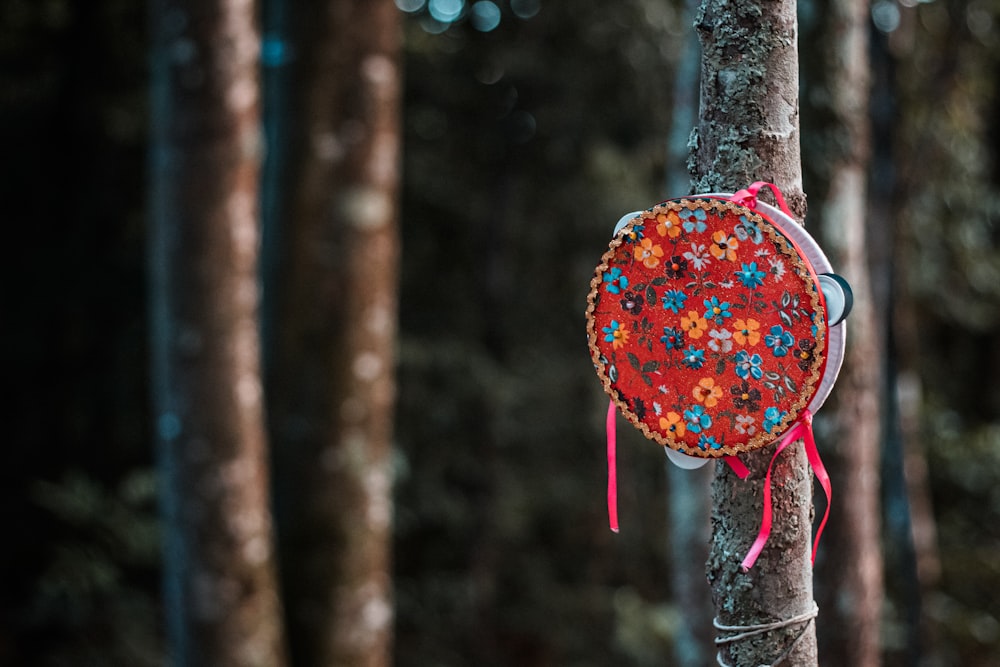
[684,242,711,270]
[708,328,733,353]
[735,414,756,435]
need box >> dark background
[3,0,999,665]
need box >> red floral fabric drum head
[586,196,828,458]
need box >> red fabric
[587,197,827,457]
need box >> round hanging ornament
[586,182,851,569]
[587,185,848,458]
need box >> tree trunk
[811,0,884,661]
[147,1,288,665]
[690,0,818,664]
[263,2,402,666]
[874,17,939,663]
[667,462,714,665]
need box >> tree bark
[147,1,288,665]
[264,2,402,666]
[690,0,818,664]
[812,0,884,661]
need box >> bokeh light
[260,34,291,67]
[871,0,901,32]
[428,0,464,23]
[510,0,541,20]
[395,0,426,12]
[470,1,501,32]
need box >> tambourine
[586,183,850,569]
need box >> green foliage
[392,3,690,664]
[922,418,1000,665]
[882,2,1000,663]
[894,11,1000,660]
[27,471,163,667]
[893,0,1000,338]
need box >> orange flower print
[634,238,664,268]
[710,230,739,261]
[656,211,683,239]
[693,377,724,408]
[680,311,709,339]
[602,320,630,350]
[660,411,687,438]
[732,318,761,346]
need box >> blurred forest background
[3,0,1000,665]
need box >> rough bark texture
[690,0,806,218]
[147,1,288,665]
[812,0,884,661]
[265,2,401,666]
[690,0,818,664]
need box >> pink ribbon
[725,456,750,478]
[728,182,833,569]
[606,400,619,532]
[730,181,794,218]
[607,404,830,566]
[739,410,831,572]
[803,416,832,563]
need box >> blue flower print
[681,207,707,233]
[703,296,732,325]
[698,434,722,451]
[735,214,764,244]
[661,289,688,313]
[734,350,764,380]
[762,406,787,434]
[603,267,628,294]
[660,326,685,351]
[765,324,794,357]
[603,320,629,349]
[684,405,713,433]
[681,345,706,370]
[735,262,766,289]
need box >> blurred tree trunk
[877,17,939,662]
[811,0,884,662]
[263,1,402,666]
[666,2,714,663]
[664,0,712,667]
[690,0,818,664]
[666,462,713,665]
[147,1,288,665]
